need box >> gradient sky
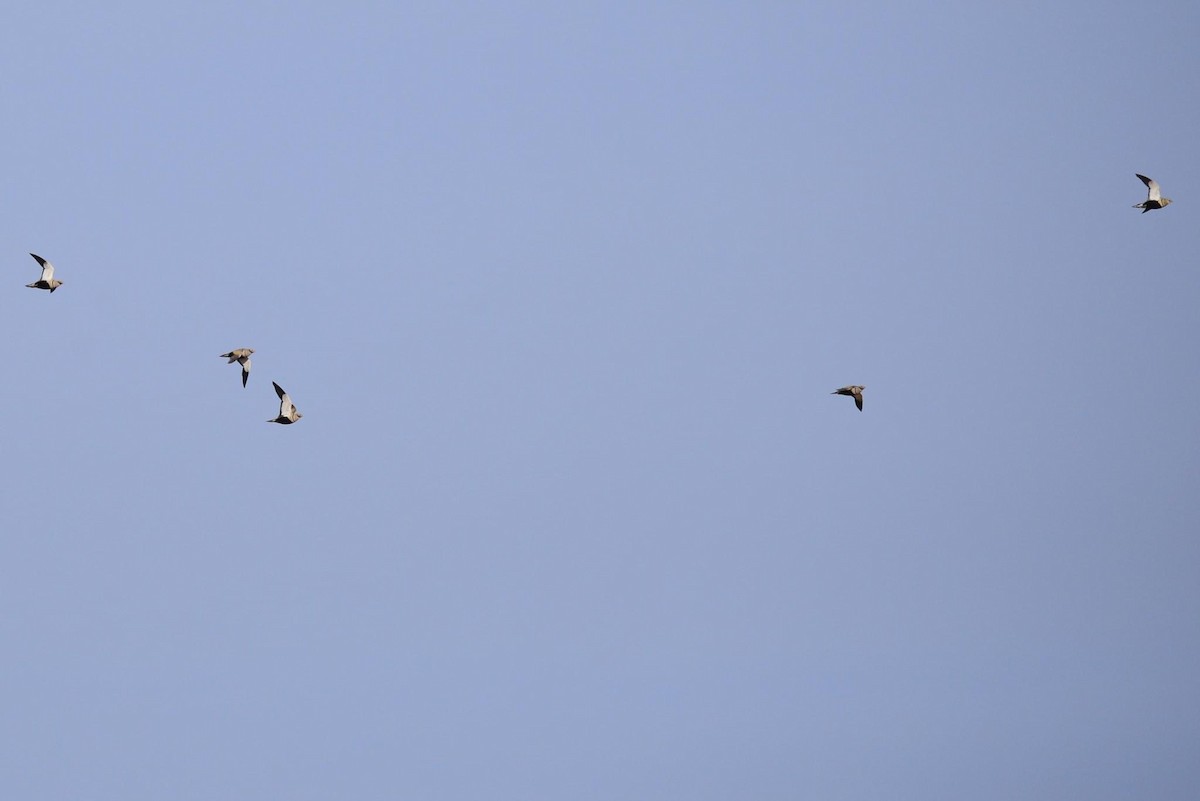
[3,2,1198,799]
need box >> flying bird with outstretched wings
[268,381,303,424]
[832,385,865,412]
[221,348,255,388]
[26,253,63,292]
[1133,174,1172,213]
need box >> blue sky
[3,2,1198,798]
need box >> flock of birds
[22,173,1177,422]
[218,348,303,425]
[827,173,1173,414]
[24,255,303,426]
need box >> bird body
[1134,174,1172,213]
[26,253,63,292]
[221,348,254,387]
[268,381,302,424]
[832,385,865,411]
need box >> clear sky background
[2,2,1198,798]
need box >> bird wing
[241,359,251,387]
[272,382,294,415]
[854,393,863,411]
[1136,174,1162,201]
[30,253,54,280]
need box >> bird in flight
[1133,174,1172,213]
[832,385,865,411]
[268,381,303,424]
[221,348,255,388]
[26,253,63,292]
